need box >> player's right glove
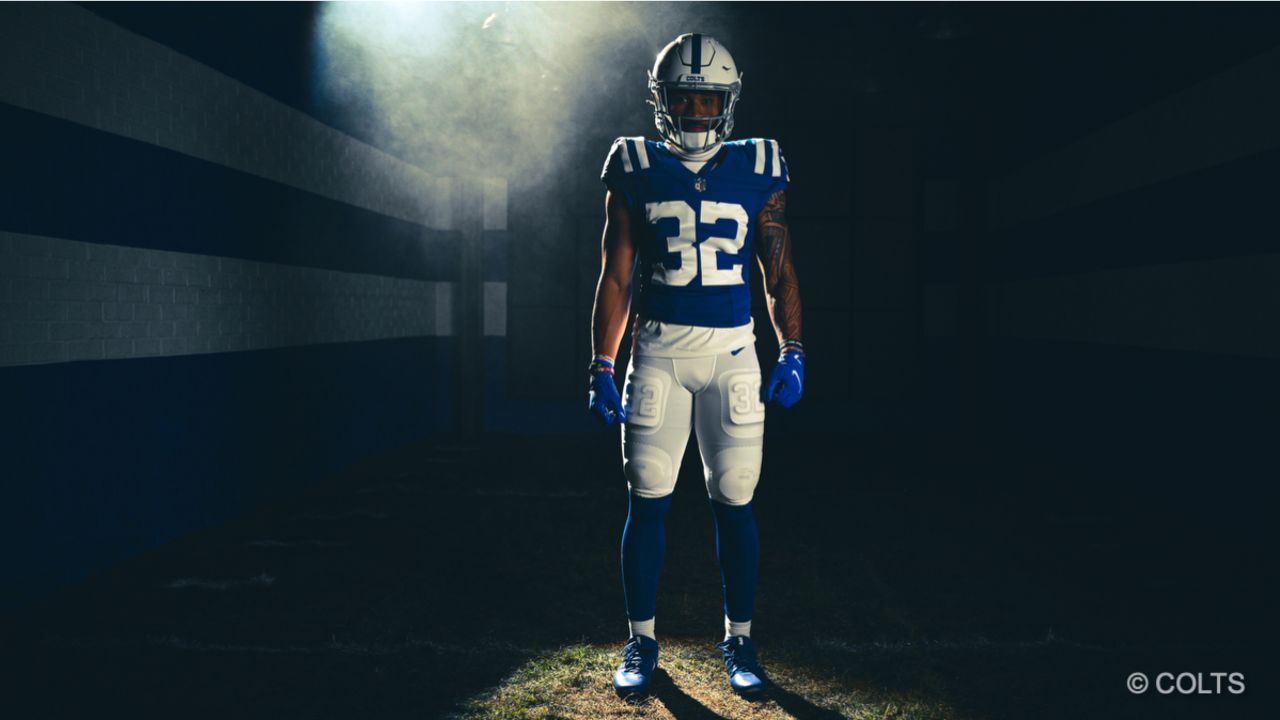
[588,356,628,426]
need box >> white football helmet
[647,34,742,154]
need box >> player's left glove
[764,341,804,408]
[588,356,627,426]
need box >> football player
[588,33,804,699]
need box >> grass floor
[2,433,1266,719]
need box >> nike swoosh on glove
[763,351,804,408]
[589,369,628,426]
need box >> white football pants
[621,348,765,506]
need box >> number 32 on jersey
[645,200,748,287]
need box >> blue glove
[588,358,627,426]
[764,350,804,408]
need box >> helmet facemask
[648,76,741,154]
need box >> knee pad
[704,446,762,506]
[624,444,677,499]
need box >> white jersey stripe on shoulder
[753,139,766,174]
[770,139,781,178]
[618,139,633,174]
[632,138,650,169]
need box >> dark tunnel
[0,3,1274,718]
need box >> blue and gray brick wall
[0,4,479,610]
[0,234,453,365]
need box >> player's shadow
[649,669,728,719]
[764,680,849,719]
[649,669,848,720]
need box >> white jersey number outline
[644,200,748,287]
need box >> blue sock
[710,498,760,628]
[621,492,674,626]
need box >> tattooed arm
[755,190,802,346]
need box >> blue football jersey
[601,137,789,328]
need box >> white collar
[662,141,721,162]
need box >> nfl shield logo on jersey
[694,177,707,192]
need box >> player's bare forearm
[592,274,631,359]
[755,190,803,345]
[591,191,637,359]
